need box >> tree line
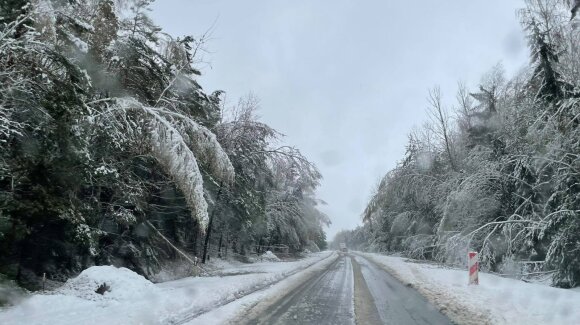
[0,0,328,289]
[335,0,580,288]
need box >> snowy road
[353,255,451,325]
[4,251,579,325]
[243,253,451,325]
[247,255,355,324]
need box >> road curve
[245,253,452,325]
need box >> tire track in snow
[244,255,354,325]
[168,252,337,324]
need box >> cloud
[319,150,343,167]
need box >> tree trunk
[217,232,223,258]
[201,212,214,264]
[202,184,223,263]
[224,232,228,258]
[192,227,198,257]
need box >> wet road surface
[353,255,451,325]
[248,256,355,324]
[247,253,452,325]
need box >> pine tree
[89,0,118,63]
[526,19,564,101]
[0,0,28,24]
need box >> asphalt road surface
[246,253,452,325]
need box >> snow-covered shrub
[434,232,470,267]
[303,240,320,253]
[498,254,522,278]
[260,251,281,262]
[438,176,501,234]
[150,260,197,283]
[0,278,27,307]
[390,212,413,236]
[402,234,436,260]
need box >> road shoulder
[356,252,494,325]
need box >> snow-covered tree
[358,0,580,287]
[0,0,328,286]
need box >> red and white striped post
[468,251,479,285]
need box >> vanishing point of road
[245,253,452,325]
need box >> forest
[0,0,329,290]
[334,0,580,288]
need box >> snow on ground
[191,252,340,325]
[0,251,334,325]
[56,266,158,302]
[259,250,281,262]
[207,254,312,277]
[359,252,580,325]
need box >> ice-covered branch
[98,97,235,228]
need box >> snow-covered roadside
[359,252,580,325]
[190,252,340,324]
[0,251,334,325]
[162,251,336,324]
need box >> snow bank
[56,265,159,302]
[360,252,580,325]
[0,281,27,306]
[260,250,281,262]
[0,252,334,325]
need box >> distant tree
[427,87,457,171]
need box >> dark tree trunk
[192,229,198,257]
[202,184,223,264]
[201,213,213,264]
[217,232,223,257]
[224,233,228,258]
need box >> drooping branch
[94,97,235,229]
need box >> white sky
[150,0,529,240]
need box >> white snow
[0,252,334,325]
[66,32,88,53]
[113,97,235,229]
[55,266,159,302]
[192,252,340,324]
[7,251,572,325]
[359,252,580,325]
[259,250,281,262]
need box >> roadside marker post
[468,252,479,285]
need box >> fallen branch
[145,220,206,275]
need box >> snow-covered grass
[0,251,334,325]
[359,252,580,325]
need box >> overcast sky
[150,0,528,239]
